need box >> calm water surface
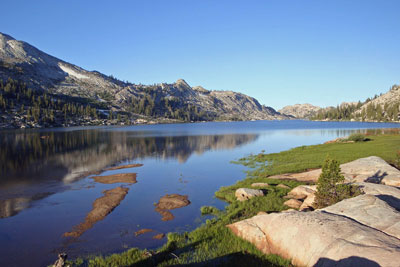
[0,120,399,266]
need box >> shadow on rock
[364,171,387,184]
[376,194,400,211]
[314,256,380,267]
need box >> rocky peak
[175,79,191,89]
[278,103,322,119]
[192,86,209,93]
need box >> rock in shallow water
[154,194,191,221]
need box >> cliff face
[0,32,288,122]
[278,103,322,119]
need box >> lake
[0,120,399,266]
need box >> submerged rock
[235,188,264,201]
[155,194,190,221]
[91,173,137,184]
[105,163,143,171]
[64,187,129,238]
[153,233,165,239]
[134,229,153,236]
[156,194,191,210]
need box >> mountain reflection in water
[0,129,259,218]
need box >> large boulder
[287,185,317,199]
[269,156,400,186]
[228,210,400,267]
[283,199,302,209]
[322,194,400,239]
[299,193,316,211]
[235,188,264,201]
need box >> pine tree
[314,156,350,208]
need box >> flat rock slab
[91,173,137,184]
[340,156,400,186]
[251,183,269,188]
[269,156,400,186]
[235,188,264,201]
[323,194,400,239]
[64,187,129,238]
[356,182,400,200]
[270,169,322,182]
[228,210,400,267]
[105,163,143,171]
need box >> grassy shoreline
[68,133,400,267]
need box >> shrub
[346,133,367,142]
[314,156,361,208]
[395,150,400,169]
[200,206,220,215]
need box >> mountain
[0,32,288,128]
[354,85,400,121]
[311,85,400,122]
[278,103,322,119]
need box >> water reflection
[0,130,259,218]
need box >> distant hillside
[312,85,400,122]
[0,32,288,128]
[278,103,322,119]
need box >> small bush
[395,150,400,169]
[314,156,361,208]
[346,133,367,142]
[200,206,220,215]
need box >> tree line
[311,85,400,122]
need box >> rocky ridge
[278,103,322,119]
[0,32,288,126]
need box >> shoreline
[65,132,400,267]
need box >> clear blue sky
[1,0,400,109]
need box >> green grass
[235,134,400,178]
[200,206,221,216]
[69,134,400,267]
